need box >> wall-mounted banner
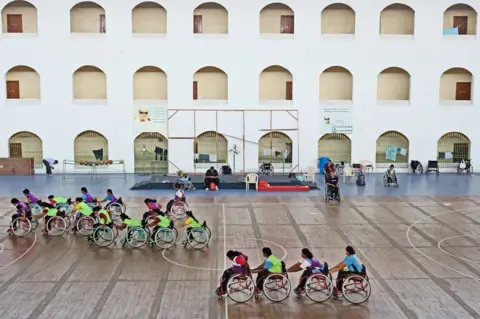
[322,107,353,135]
[133,106,168,136]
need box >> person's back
[265,254,283,273]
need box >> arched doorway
[74,130,108,163]
[134,132,168,174]
[318,134,351,164]
[8,131,43,168]
[437,132,471,168]
[194,131,228,170]
[258,132,293,169]
[376,131,409,168]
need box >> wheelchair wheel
[263,273,291,302]
[187,228,210,250]
[305,274,333,303]
[336,166,345,176]
[154,228,176,249]
[10,218,32,237]
[92,227,115,247]
[30,204,42,215]
[57,204,73,214]
[108,203,124,221]
[324,189,329,203]
[30,218,39,231]
[341,275,371,305]
[126,227,148,248]
[171,202,187,220]
[47,217,67,236]
[383,176,387,187]
[227,274,255,303]
[77,216,96,236]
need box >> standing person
[43,158,58,175]
[204,166,220,190]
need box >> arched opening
[5,65,40,99]
[437,132,471,167]
[193,2,228,34]
[321,3,355,34]
[379,4,415,35]
[318,134,351,164]
[133,66,167,100]
[259,3,294,34]
[259,65,293,100]
[132,2,167,34]
[377,67,411,101]
[134,132,168,174]
[74,130,108,163]
[73,65,107,100]
[258,132,293,168]
[376,131,409,168]
[8,131,43,168]
[319,66,353,100]
[440,68,473,101]
[194,131,228,167]
[70,1,106,33]
[1,0,38,33]
[443,4,477,35]
[193,67,228,100]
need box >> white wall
[0,0,479,174]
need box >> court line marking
[0,233,37,271]
[406,207,480,281]
[437,234,480,264]
[222,203,228,319]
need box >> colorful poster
[133,106,168,136]
[322,107,353,134]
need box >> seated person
[48,195,71,207]
[23,189,41,205]
[216,250,250,296]
[9,198,32,233]
[115,213,143,243]
[143,198,161,223]
[323,160,335,176]
[177,170,189,182]
[287,248,328,295]
[89,206,113,242]
[251,247,283,294]
[326,171,339,199]
[385,164,398,185]
[166,183,186,213]
[204,166,220,191]
[37,202,64,234]
[147,209,174,240]
[71,197,94,232]
[328,246,364,292]
[180,210,206,245]
[80,187,97,204]
[97,189,121,207]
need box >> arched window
[376,131,409,168]
[258,132,293,167]
[74,130,108,163]
[318,134,351,164]
[134,132,168,174]
[437,132,471,168]
[8,131,43,168]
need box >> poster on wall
[133,106,168,136]
[322,107,353,135]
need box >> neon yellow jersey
[75,202,92,216]
[185,217,202,228]
[159,216,171,228]
[124,218,142,227]
[53,197,68,204]
[46,208,58,217]
[98,209,111,225]
[266,255,283,273]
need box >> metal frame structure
[168,109,300,173]
[62,160,126,180]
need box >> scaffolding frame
[62,160,126,180]
[168,109,300,173]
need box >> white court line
[222,203,228,319]
[406,207,480,281]
[0,233,37,271]
[437,235,480,264]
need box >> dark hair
[262,247,272,256]
[48,195,54,200]
[226,250,236,259]
[93,206,101,212]
[75,197,84,202]
[156,209,165,217]
[346,246,356,255]
[107,189,113,194]
[120,213,131,220]
[210,166,214,170]
[81,187,88,192]
[11,198,19,204]
[144,198,151,204]
[301,248,313,259]
[389,165,394,168]
[174,183,181,189]
[40,202,54,209]
[23,189,30,194]
[53,160,58,164]
[186,211,199,223]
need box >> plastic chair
[245,173,259,191]
[343,167,355,184]
[304,167,316,183]
[359,160,374,173]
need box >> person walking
[43,158,58,175]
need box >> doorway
[455,82,471,100]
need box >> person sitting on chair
[324,160,335,176]
[204,166,220,191]
[326,171,339,199]
[385,164,398,185]
[166,183,186,213]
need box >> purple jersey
[26,193,40,203]
[82,193,95,203]
[16,202,30,214]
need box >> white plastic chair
[343,167,355,184]
[304,167,316,183]
[245,173,259,191]
[359,160,374,173]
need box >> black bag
[356,173,366,186]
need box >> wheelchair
[105,198,126,221]
[74,214,97,236]
[184,225,211,250]
[256,262,291,302]
[383,175,398,187]
[335,162,345,176]
[43,215,68,236]
[259,162,274,175]
[217,274,255,303]
[55,200,73,214]
[410,160,423,174]
[143,216,178,249]
[120,226,149,248]
[9,217,34,237]
[169,201,188,220]
[325,185,340,203]
[425,160,439,175]
[90,225,118,247]
[28,203,43,215]
[333,266,371,305]
[295,271,334,303]
[457,160,473,175]
[177,177,195,191]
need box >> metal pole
[297,110,300,173]
[193,110,196,173]
[242,110,245,173]
[270,110,273,164]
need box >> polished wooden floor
[0,195,480,319]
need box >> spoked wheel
[108,203,124,221]
[77,216,96,236]
[187,228,210,250]
[171,202,187,220]
[227,274,255,303]
[47,217,67,236]
[154,228,176,249]
[263,274,291,302]
[56,204,73,214]
[10,218,32,237]
[92,227,115,247]
[30,204,42,215]
[342,275,371,305]
[305,274,334,303]
[126,227,148,248]
[30,218,39,231]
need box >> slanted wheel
[342,275,371,305]
[47,216,67,236]
[108,203,124,221]
[10,218,32,237]
[187,228,209,250]
[154,227,176,249]
[227,274,255,303]
[263,273,291,302]
[30,218,39,230]
[305,274,333,303]
[171,202,187,220]
[77,216,96,236]
[93,226,115,247]
[126,227,148,248]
